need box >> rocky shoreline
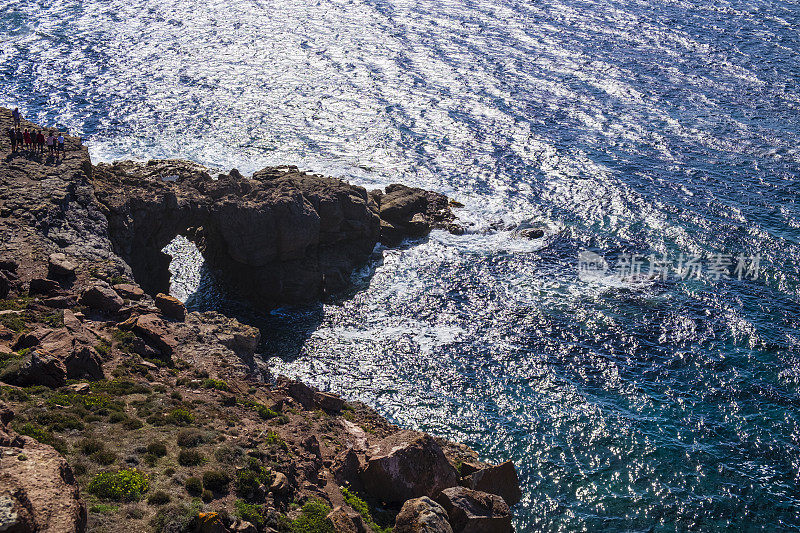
[0,107,521,533]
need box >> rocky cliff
[0,107,518,533]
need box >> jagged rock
[12,328,103,381]
[361,430,458,503]
[1,350,67,387]
[0,271,9,299]
[42,295,78,308]
[394,497,454,533]
[519,228,544,240]
[112,283,144,300]
[327,506,368,533]
[332,447,362,490]
[0,403,87,532]
[277,376,316,410]
[0,260,19,275]
[47,253,77,279]
[79,282,123,313]
[230,519,258,533]
[435,487,511,533]
[373,184,455,245]
[29,278,61,296]
[130,314,177,357]
[154,293,186,320]
[314,391,344,413]
[269,472,290,496]
[460,461,522,506]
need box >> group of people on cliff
[6,108,66,160]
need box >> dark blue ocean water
[3,0,800,530]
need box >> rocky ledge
[0,107,520,533]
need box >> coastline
[0,107,521,533]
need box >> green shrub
[15,422,67,454]
[90,504,119,514]
[166,408,194,425]
[146,441,168,457]
[214,444,244,464]
[147,491,171,506]
[42,311,64,328]
[0,313,27,332]
[95,340,112,358]
[185,477,203,496]
[202,470,230,493]
[123,417,143,430]
[239,399,279,420]
[87,469,149,501]
[290,499,335,533]
[265,431,285,448]
[178,449,206,467]
[201,489,214,503]
[91,378,150,395]
[341,487,392,533]
[36,412,84,432]
[235,459,272,499]
[234,500,266,528]
[176,429,205,448]
[202,378,230,391]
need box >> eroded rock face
[394,497,454,533]
[92,161,457,307]
[360,430,459,503]
[460,461,522,506]
[0,402,87,533]
[435,487,511,533]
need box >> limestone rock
[394,497,453,533]
[79,282,123,313]
[361,430,458,503]
[154,292,186,320]
[47,253,77,279]
[435,487,511,533]
[460,461,522,506]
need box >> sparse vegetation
[178,449,206,467]
[87,469,149,501]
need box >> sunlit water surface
[4,0,800,529]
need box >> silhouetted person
[11,108,20,128]
[57,133,64,158]
[47,131,55,156]
[15,129,23,153]
[23,129,31,153]
[8,128,16,153]
[37,130,45,154]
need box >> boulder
[460,461,522,506]
[154,293,186,320]
[332,447,363,490]
[0,404,87,532]
[131,314,177,357]
[360,430,458,503]
[277,376,316,410]
[47,253,77,279]
[435,487,511,533]
[79,283,123,313]
[519,228,544,240]
[314,391,344,413]
[1,350,67,388]
[0,271,9,299]
[10,328,103,381]
[326,506,368,533]
[394,497,453,533]
[29,278,61,296]
[112,283,144,300]
[269,472,290,496]
[230,519,258,533]
[375,184,456,245]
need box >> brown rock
[435,487,511,533]
[29,278,61,296]
[326,506,368,533]
[394,497,453,533]
[277,376,316,410]
[112,283,144,300]
[10,328,103,381]
[360,430,458,503]
[269,472,290,496]
[461,461,522,506]
[154,293,186,320]
[131,314,177,357]
[0,271,9,299]
[0,404,87,533]
[230,519,258,533]
[47,253,77,279]
[79,283,123,313]
[1,350,67,388]
[314,391,344,413]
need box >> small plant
[147,491,171,505]
[201,378,230,391]
[201,490,214,503]
[95,339,112,358]
[264,431,285,448]
[166,408,194,425]
[202,470,230,493]
[80,438,104,455]
[146,441,168,457]
[88,469,149,501]
[290,499,335,533]
[185,477,203,496]
[176,429,205,448]
[341,487,392,533]
[234,500,266,528]
[123,417,144,430]
[16,422,67,454]
[178,449,206,467]
[91,450,118,466]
